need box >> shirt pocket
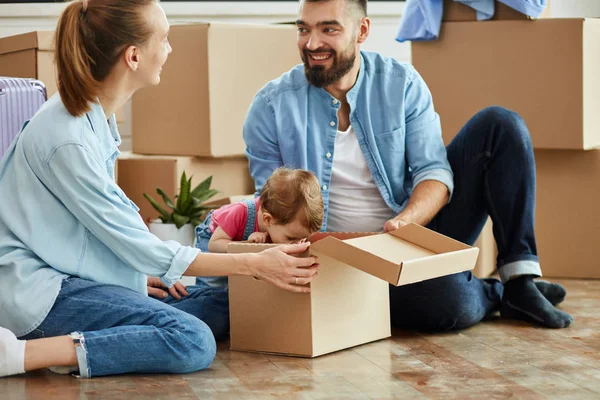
[114,187,141,212]
[373,127,407,200]
[373,126,406,152]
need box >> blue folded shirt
[396,0,548,42]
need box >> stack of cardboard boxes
[412,0,600,278]
[117,22,306,223]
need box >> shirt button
[322,185,328,191]
[326,152,332,158]
[332,99,339,105]
[329,121,335,127]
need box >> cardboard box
[204,194,254,208]
[131,23,301,157]
[443,0,550,21]
[535,150,600,279]
[116,153,254,223]
[227,224,479,357]
[473,218,497,278]
[0,31,126,122]
[412,19,600,150]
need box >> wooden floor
[3,279,600,400]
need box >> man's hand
[383,218,410,233]
[147,276,189,300]
[248,231,269,243]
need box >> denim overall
[194,199,257,288]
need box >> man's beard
[302,45,356,88]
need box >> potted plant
[144,171,219,246]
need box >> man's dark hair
[304,0,368,18]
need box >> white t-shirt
[326,126,397,232]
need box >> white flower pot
[148,220,196,285]
[148,220,195,246]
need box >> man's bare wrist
[395,213,414,224]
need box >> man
[243,0,572,330]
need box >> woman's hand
[247,242,319,293]
[147,276,189,300]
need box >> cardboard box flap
[310,236,403,285]
[228,242,280,253]
[388,223,471,253]
[308,231,378,242]
[400,248,479,285]
[0,31,54,55]
[311,224,477,286]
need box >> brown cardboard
[473,218,497,278]
[308,224,479,286]
[412,18,600,150]
[0,31,126,122]
[116,153,254,223]
[203,194,254,208]
[535,150,600,279]
[131,23,301,157]
[227,225,479,357]
[443,0,550,21]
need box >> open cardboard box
[227,223,479,357]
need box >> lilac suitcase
[0,77,47,159]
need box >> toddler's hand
[248,232,269,243]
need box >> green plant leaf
[191,176,213,198]
[156,188,175,210]
[180,176,195,214]
[172,213,190,229]
[192,189,220,206]
[190,218,203,227]
[143,193,172,222]
[176,171,191,212]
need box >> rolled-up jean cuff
[499,260,542,283]
[69,331,90,378]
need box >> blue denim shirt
[0,95,199,336]
[243,51,454,230]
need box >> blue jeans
[390,106,541,331]
[19,277,229,377]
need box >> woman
[0,0,318,378]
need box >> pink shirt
[210,198,260,240]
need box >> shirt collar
[86,99,122,160]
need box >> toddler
[195,167,324,287]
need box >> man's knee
[390,273,486,332]
[160,312,217,374]
[477,106,533,151]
